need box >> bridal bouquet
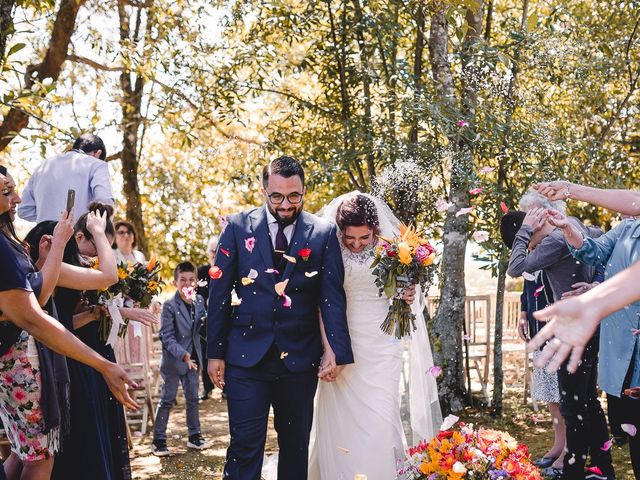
[83,257,163,344]
[397,419,541,480]
[370,223,436,338]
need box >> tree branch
[67,53,124,71]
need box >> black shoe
[534,456,559,469]
[199,390,212,401]
[187,434,208,450]
[151,439,170,457]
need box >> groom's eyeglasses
[266,191,304,205]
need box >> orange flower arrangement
[397,418,542,480]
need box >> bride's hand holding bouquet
[371,224,436,339]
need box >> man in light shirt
[18,133,115,222]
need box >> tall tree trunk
[0,0,16,63]
[409,3,425,146]
[491,252,507,413]
[0,0,86,150]
[491,0,529,414]
[117,0,149,254]
[351,0,376,183]
[428,1,484,414]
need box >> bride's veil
[318,191,443,445]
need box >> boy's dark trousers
[153,368,200,441]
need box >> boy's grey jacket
[159,291,205,375]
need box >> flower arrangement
[397,418,542,480]
[83,257,163,343]
[370,223,436,338]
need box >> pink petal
[457,120,468,127]
[469,187,483,195]
[480,166,495,174]
[601,439,613,451]
[455,207,474,217]
[265,268,280,274]
[587,466,603,475]
[427,366,442,377]
[283,294,292,308]
[500,201,509,213]
[244,237,256,253]
[533,285,544,297]
[622,424,637,437]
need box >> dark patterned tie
[274,222,288,263]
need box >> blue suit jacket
[207,207,353,373]
[160,291,206,375]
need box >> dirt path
[129,390,634,479]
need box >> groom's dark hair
[262,156,305,188]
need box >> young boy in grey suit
[152,262,208,456]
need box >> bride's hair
[335,194,381,235]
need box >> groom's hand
[208,359,225,388]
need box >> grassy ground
[129,389,635,479]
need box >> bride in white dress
[307,192,442,480]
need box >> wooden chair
[464,295,492,403]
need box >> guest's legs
[606,393,626,440]
[181,369,201,437]
[548,402,566,468]
[200,336,214,396]
[153,373,180,442]
[272,370,318,480]
[620,394,640,477]
[224,364,272,480]
[559,334,612,479]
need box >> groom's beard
[267,201,304,226]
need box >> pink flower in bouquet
[415,245,431,262]
[469,187,483,195]
[457,120,469,127]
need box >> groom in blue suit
[207,156,354,479]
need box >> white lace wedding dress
[307,244,408,480]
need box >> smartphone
[66,189,75,213]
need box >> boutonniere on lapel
[298,247,311,261]
[245,237,256,253]
[275,279,293,308]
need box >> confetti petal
[586,466,603,475]
[473,230,489,243]
[480,166,495,174]
[283,254,297,264]
[533,285,544,297]
[305,271,318,278]
[622,423,637,437]
[436,197,454,212]
[275,279,289,296]
[455,207,474,217]
[522,272,536,281]
[601,439,613,451]
[336,446,350,453]
[469,187,483,195]
[196,279,207,287]
[245,237,256,253]
[457,120,468,127]
[283,293,292,308]
[440,414,459,431]
[500,201,509,213]
[219,247,230,256]
[427,366,442,378]
[247,269,258,279]
[241,277,255,286]
[280,351,288,360]
[208,266,222,279]
[265,268,280,274]
[463,334,471,341]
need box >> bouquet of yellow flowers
[370,224,436,339]
[83,257,163,344]
[397,418,542,480]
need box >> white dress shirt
[18,150,114,223]
[265,207,296,250]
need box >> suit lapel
[281,211,315,282]
[249,208,277,285]
[174,292,190,329]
